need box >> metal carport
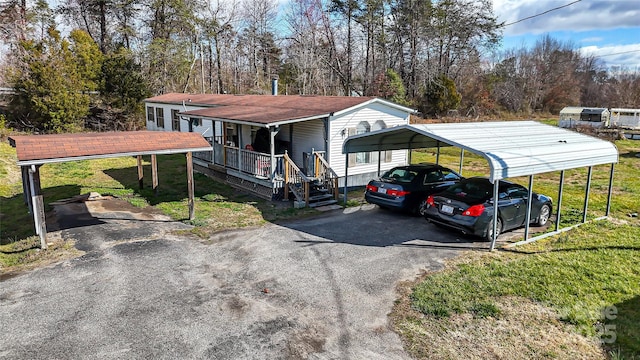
[342,121,619,250]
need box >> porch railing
[222,145,281,179]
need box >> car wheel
[535,204,551,226]
[417,199,428,216]
[485,217,502,242]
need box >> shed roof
[343,121,618,182]
[145,93,416,126]
[9,131,212,166]
[560,106,608,114]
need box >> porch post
[270,126,279,179]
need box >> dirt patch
[390,278,605,359]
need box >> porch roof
[180,106,330,126]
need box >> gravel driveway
[0,199,484,359]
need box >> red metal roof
[145,93,379,124]
[9,131,212,165]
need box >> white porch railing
[222,146,281,179]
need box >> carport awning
[342,121,619,182]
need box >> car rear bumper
[424,209,486,237]
[365,191,408,211]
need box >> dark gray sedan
[423,177,552,240]
[365,164,462,215]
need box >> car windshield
[381,168,418,183]
[442,179,493,203]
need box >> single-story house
[144,93,415,206]
[559,107,610,128]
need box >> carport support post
[21,166,32,211]
[582,166,593,223]
[523,175,534,241]
[186,152,195,220]
[556,170,565,232]
[151,154,158,195]
[28,165,47,249]
[489,180,500,251]
[137,155,144,190]
[343,155,349,205]
[459,149,464,175]
[436,141,440,164]
[605,163,615,216]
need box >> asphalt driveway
[0,199,486,359]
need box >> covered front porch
[191,119,339,207]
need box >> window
[171,109,180,131]
[355,121,370,164]
[156,107,164,128]
[371,120,391,162]
[147,107,154,123]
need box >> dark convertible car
[365,164,462,215]
[423,177,552,241]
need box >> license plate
[377,188,387,194]
[441,204,454,214]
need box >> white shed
[559,107,610,128]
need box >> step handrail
[283,152,313,205]
[312,151,340,201]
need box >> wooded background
[1,0,638,133]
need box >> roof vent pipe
[271,75,279,96]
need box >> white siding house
[144,93,414,205]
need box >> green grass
[408,221,640,357]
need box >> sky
[492,0,640,71]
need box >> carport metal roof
[343,121,619,182]
[342,121,619,250]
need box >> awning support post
[459,149,464,175]
[186,152,195,220]
[489,180,500,251]
[583,166,593,223]
[436,141,440,164]
[377,150,382,176]
[523,175,534,241]
[556,170,565,232]
[605,163,615,216]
